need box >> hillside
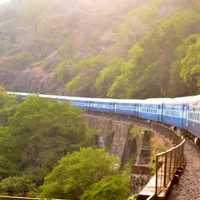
[0,0,200,98]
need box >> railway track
[169,140,200,200]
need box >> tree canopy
[0,93,95,195]
[2,0,200,98]
[81,173,130,200]
[41,148,118,200]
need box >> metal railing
[0,196,63,200]
[155,138,185,196]
[147,194,156,200]
[0,196,39,200]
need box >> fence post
[164,153,167,187]
[155,156,158,196]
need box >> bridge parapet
[138,137,185,200]
[155,138,185,196]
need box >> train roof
[7,91,200,105]
[7,92,165,104]
[7,92,140,103]
[173,95,200,104]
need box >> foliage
[0,87,18,125]
[129,126,144,139]
[150,135,171,174]
[127,195,137,200]
[8,96,94,178]
[0,127,19,179]
[0,93,95,192]
[61,1,200,99]
[81,173,130,200]
[55,59,77,82]
[65,55,107,97]
[0,176,36,196]
[179,34,200,94]
[95,59,124,97]
[1,0,200,98]
[122,10,200,98]
[40,148,118,200]
[0,87,19,178]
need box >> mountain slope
[0,0,200,98]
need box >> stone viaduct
[84,112,182,193]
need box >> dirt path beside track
[169,141,200,200]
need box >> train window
[164,107,181,117]
[189,111,200,122]
[191,112,195,120]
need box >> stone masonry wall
[85,114,133,161]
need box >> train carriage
[71,99,89,109]
[115,102,139,116]
[162,103,187,129]
[187,105,200,138]
[115,99,140,117]
[138,102,162,122]
[87,99,115,113]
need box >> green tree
[1,95,95,184]
[8,96,94,178]
[95,59,124,97]
[111,10,200,98]
[169,34,200,96]
[55,59,78,82]
[65,55,107,97]
[0,86,18,125]
[0,176,36,196]
[0,89,20,179]
[81,173,130,200]
[40,148,118,200]
[179,34,200,94]
[0,127,19,179]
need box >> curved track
[169,141,200,200]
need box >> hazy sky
[0,0,11,5]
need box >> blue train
[7,92,200,141]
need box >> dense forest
[0,0,199,98]
[0,88,133,199]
